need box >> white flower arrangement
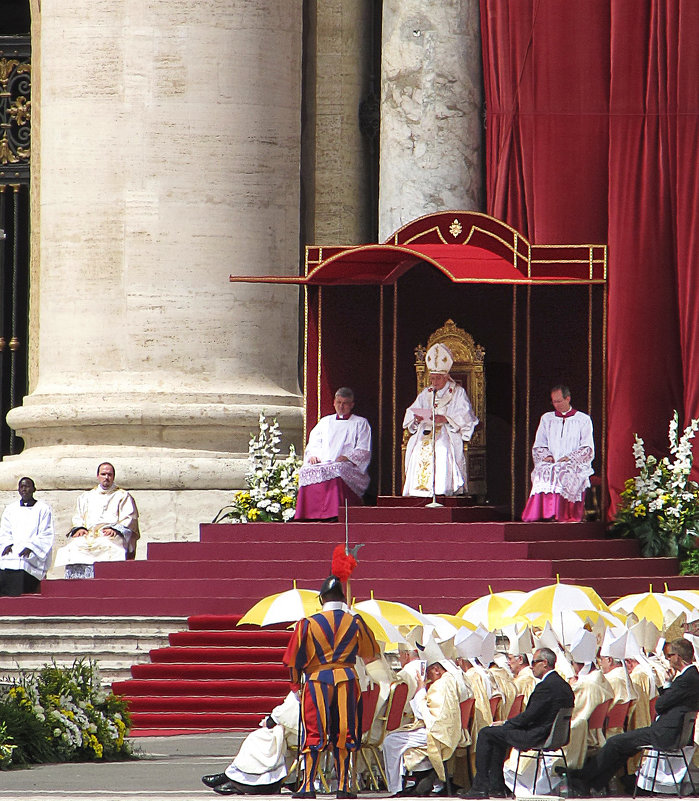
[0,659,131,767]
[213,412,302,523]
[613,411,699,567]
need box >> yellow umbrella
[509,580,610,622]
[237,582,321,627]
[609,590,697,629]
[351,607,407,645]
[354,592,432,628]
[422,613,477,642]
[661,587,699,614]
[457,589,527,630]
[527,608,626,643]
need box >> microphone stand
[425,386,443,508]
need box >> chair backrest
[541,707,574,750]
[384,682,410,734]
[460,697,476,730]
[586,699,611,731]
[604,700,631,732]
[508,694,524,719]
[360,683,381,737]
[665,710,698,752]
[489,695,501,718]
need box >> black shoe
[213,781,243,795]
[202,773,229,788]
[292,792,316,799]
[488,785,513,798]
[336,792,357,799]
[457,790,489,799]
[566,777,591,798]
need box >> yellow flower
[281,495,294,505]
[247,508,259,520]
[633,504,646,517]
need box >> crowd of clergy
[202,612,699,797]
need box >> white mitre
[426,343,454,375]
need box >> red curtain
[480,0,699,510]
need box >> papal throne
[402,319,486,500]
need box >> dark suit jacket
[648,664,699,748]
[500,669,575,750]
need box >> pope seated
[403,343,479,497]
[293,387,372,521]
[54,461,140,579]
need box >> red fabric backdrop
[480,0,699,510]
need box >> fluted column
[0,1,304,544]
[379,0,484,240]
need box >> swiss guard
[283,548,380,798]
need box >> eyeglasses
[531,659,547,665]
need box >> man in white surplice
[293,387,372,520]
[522,384,594,522]
[402,344,478,497]
[0,477,54,596]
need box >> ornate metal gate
[0,35,30,456]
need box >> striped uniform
[284,605,379,793]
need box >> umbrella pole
[426,386,442,508]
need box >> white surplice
[528,410,594,503]
[297,413,371,497]
[0,499,55,580]
[402,380,478,497]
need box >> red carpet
[5,499,699,734]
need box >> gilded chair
[402,319,486,500]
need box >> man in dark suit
[564,638,699,795]
[460,647,575,798]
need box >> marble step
[0,616,186,686]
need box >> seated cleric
[522,384,594,522]
[293,387,371,521]
[403,343,478,497]
[54,462,140,579]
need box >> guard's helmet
[318,574,345,603]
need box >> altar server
[522,384,594,522]
[0,477,54,596]
[294,387,371,521]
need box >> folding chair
[604,699,631,735]
[352,682,382,791]
[508,694,524,720]
[445,696,476,796]
[582,699,611,761]
[489,694,501,720]
[360,681,409,791]
[512,707,574,796]
[633,711,698,798]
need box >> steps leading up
[0,616,186,685]
[3,502,699,734]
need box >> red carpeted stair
[4,498,699,734]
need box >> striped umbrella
[237,582,321,627]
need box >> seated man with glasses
[561,638,699,797]
[460,648,574,799]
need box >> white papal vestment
[402,381,478,497]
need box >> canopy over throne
[403,319,486,499]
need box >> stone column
[0,1,304,548]
[379,0,484,241]
[302,0,377,245]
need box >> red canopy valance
[229,212,606,286]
